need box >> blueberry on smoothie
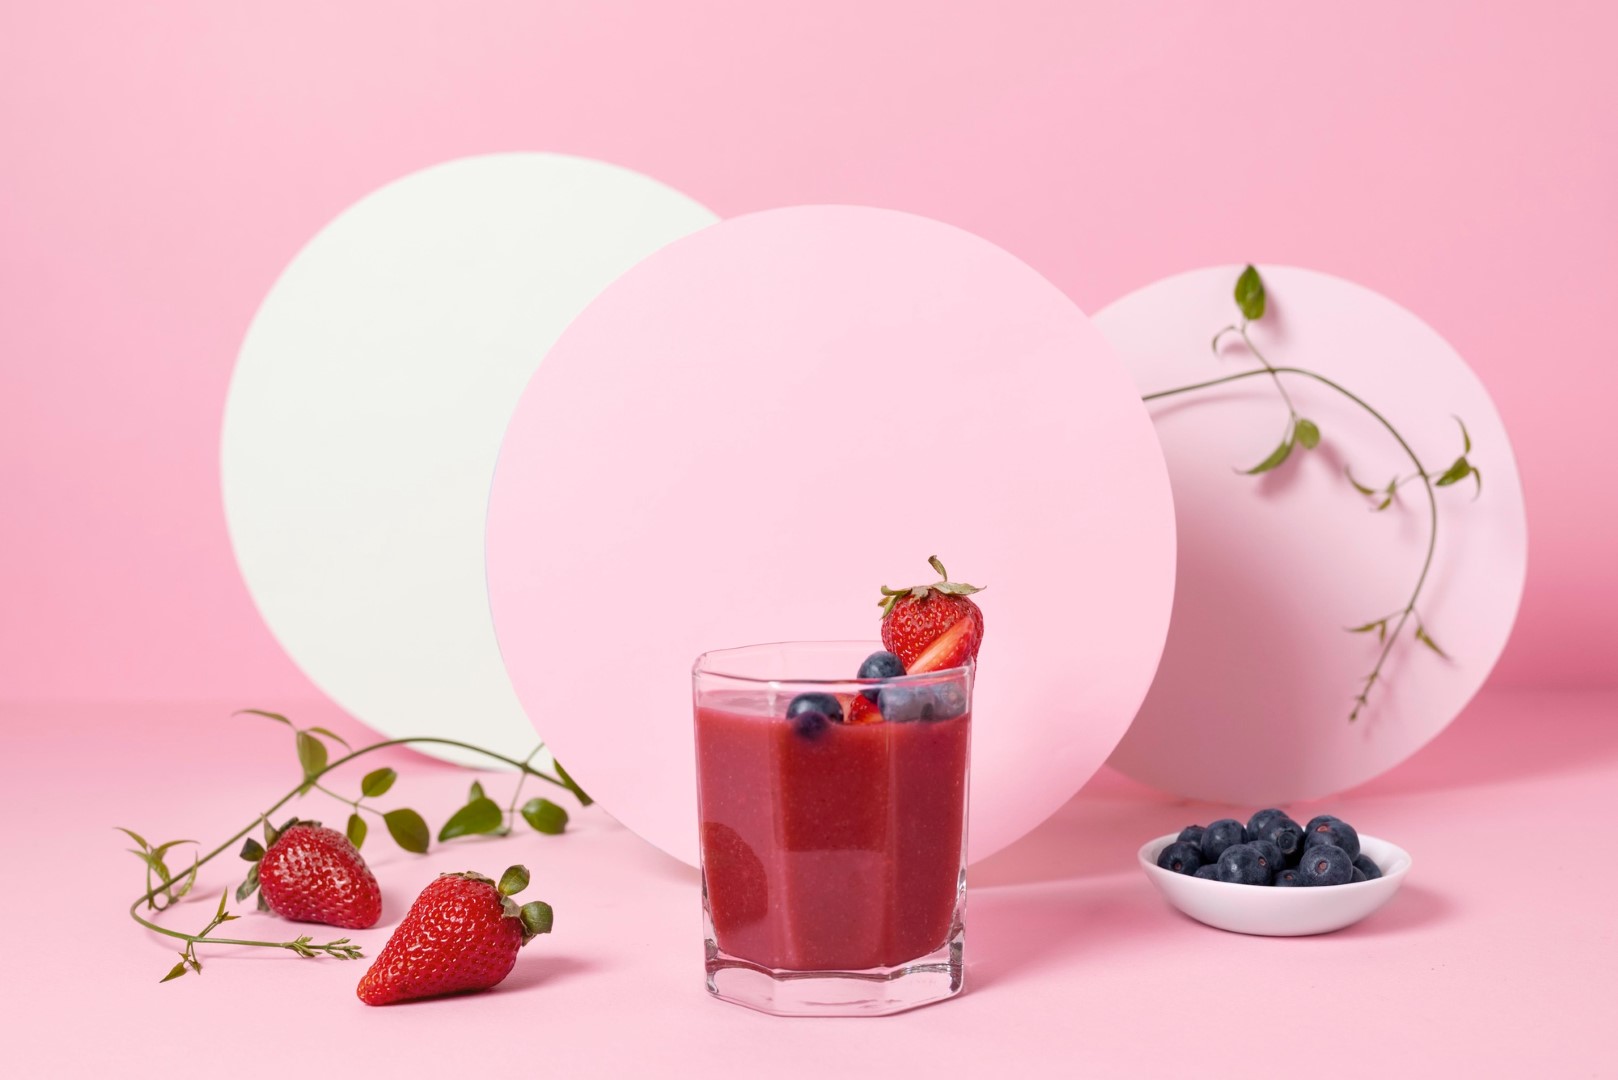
[1299,843,1354,886]
[1304,817,1361,860]
[1157,841,1204,875]
[786,692,843,727]
[881,682,966,722]
[1201,819,1247,863]
[856,650,905,701]
[789,709,830,739]
[928,682,968,720]
[1352,853,1382,881]
[1216,843,1273,886]
[879,686,933,722]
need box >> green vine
[122,711,592,982]
[1142,266,1482,721]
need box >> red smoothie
[695,691,970,972]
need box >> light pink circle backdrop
[487,206,1176,867]
[1098,266,1527,804]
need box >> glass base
[705,933,963,1017]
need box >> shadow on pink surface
[975,688,1617,891]
[963,688,1612,997]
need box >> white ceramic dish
[1139,831,1412,936]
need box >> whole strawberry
[356,865,553,1005]
[879,556,985,672]
[241,819,381,930]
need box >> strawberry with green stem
[124,710,590,982]
[356,865,554,1005]
[238,818,382,929]
[879,556,986,673]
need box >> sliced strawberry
[879,556,985,671]
[847,695,884,725]
[906,615,978,673]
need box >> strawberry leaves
[491,864,555,942]
[877,556,986,616]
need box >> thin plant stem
[502,743,546,833]
[129,737,576,957]
[1144,364,1440,721]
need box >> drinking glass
[692,640,972,1016]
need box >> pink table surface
[4,687,1612,1078]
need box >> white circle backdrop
[221,154,718,765]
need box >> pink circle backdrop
[1098,266,1527,804]
[486,205,1176,866]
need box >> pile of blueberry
[785,650,967,737]
[1156,810,1382,887]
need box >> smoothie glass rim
[692,638,973,687]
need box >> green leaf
[150,839,196,861]
[239,838,264,863]
[172,854,200,900]
[1346,619,1385,634]
[521,797,569,836]
[1294,418,1320,450]
[235,709,293,727]
[1469,464,1483,499]
[146,840,194,893]
[346,813,367,850]
[1234,264,1266,321]
[1455,414,1471,454]
[1344,466,1379,496]
[215,889,230,921]
[519,901,554,938]
[1434,457,1472,487]
[498,865,530,897]
[1414,624,1451,660]
[236,863,260,902]
[383,808,430,853]
[306,726,350,749]
[469,780,486,803]
[161,959,190,983]
[257,892,270,913]
[553,762,593,807]
[1241,437,1293,475]
[115,826,151,851]
[360,767,397,799]
[437,797,503,842]
[263,817,281,847]
[295,730,328,780]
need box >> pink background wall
[3,1,1614,702]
